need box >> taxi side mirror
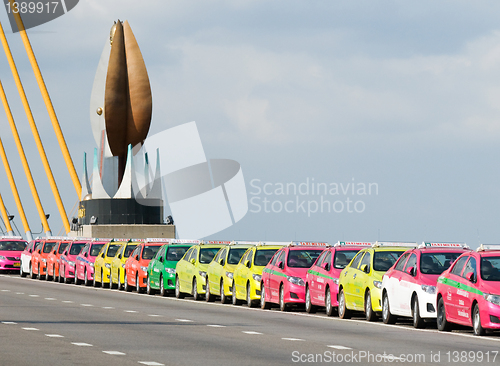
[406,266,415,276]
[84,252,88,257]
[135,255,139,260]
[64,251,68,256]
[159,257,164,263]
[322,262,330,271]
[190,258,196,265]
[245,260,251,268]
[219,258,225,266]
[277,261,284,269]
[360,264,369,273]
[465,272,475,282]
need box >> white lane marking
[328,345,352,350]
[45,334,64,338]
[207,324,225,328]
[45,298,56,300]
[282,337,305,341]
[16,292,24,294]
[22,327,39,331]
[102,306,114,309]
[80,304,93,307]
[1,289,10,292]
[175,319,193,322]
[72,342,93,347]
[138,362,164,366]
[103,351,126,355]
[148,314,161,317]
[2,321,17,324]
[29,295,39,297]
[242,331,262,335]
[62,300,74,303]
[124,310,137,313]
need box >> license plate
[13,263,20,267]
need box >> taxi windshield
[254,249,279,266]
[69,243,86,255]
[420,252,462,275]
[0,241,27,251]
[123,245,137,258]
[334,250,359,269]
[90,244,104,256]
[373,251,405,271]
[481,257,500,281]
[199,248,220,264]
[142,245,160,260]
[43,242,56,253]
[227,248,248,264]
[287,249,323,268]
[166,246,190,261]
[106,244,121,257]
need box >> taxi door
[234,249,252,298]
[76,244,89,279]
[342,251,364,305]
[177,247,194,291]
[211,248,227,294]
[454,256,477,326]
[443,255,469,322]
[308,250,328,303]
[267,249,285,302]
[351,252,371,310]
[149,246,165,287]
[384,252,409,314]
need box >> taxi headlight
[225,271,234,279]
[90,263,94,267]
[252,274,262,282]
[0,255,5,260]
[483,293,500,306]
[421,285,436,294]
[140,266,148,272]
[287,276,305,286]
[165,268,175,275]
[105,263,111,269]
[68,261,75,267]
[373,281,382,289]
[42,259,46,263]
[198,271,207,278]
[332,278,339,285]
[121,263,126,268]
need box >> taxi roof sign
[92,238,113,242]
[0,236,24,240]
[257,241,289,246]
[477,244,500,252]
[202,240,232,245]
[335,241,373,247]
[289,241,328,247]
[419,242,468,249]
[231,240,260,245]
[373,241,417,248]
[169,239,201,244]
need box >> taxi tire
[102,269,110,288]
[220,280,229,304]
[305,286,316,314]
[325,289,336,317]
[160,276,167,297]
[473,305,485,336]
[58,268,64,283]
[260,284,271,310]
[46,266,53,281]
[20,261,27,277]
[30,264,37,279]
[232,283,241,305]
[437,297,452,332]
[137,274,144,293]
[338,288,351,319]
[205,279,215,302]
[118,271,123,290]
[125,273,132,292]
[175,276,185,299]
[365,290,377,321]
[192,278,201,300]
[75,269,83,285]
[93,271,100,287]
[382,293,397,324]
[412,297,425,329]
[147,275,156,295]
[246,284,255,308]
[38,264,45,280]
[279,285,289,312]
[84,269,90,286]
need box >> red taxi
[31,238,63,280]
[305,241,370,315]
[436,244,500,335]
[261,241,327,311]
[124,240,163,293]
[46,239,71,281]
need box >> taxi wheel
[473,305,485,336]
[232,283,241,305]
[382,293,397,324]
[279,285,289,312]
[20,261,27,277]
[192,278,201,300]
[93,271,100,287]
[325,289,336,317]
[38,264,44,280]
[160,276,167,297]
[305,286,316,313]
[84,269,90,286]
[412,297,425,329]
[136,274,144,293]
[75,269,82,285]
[58,268,64,283]
[175,276,185,299]
[260,284,271,310]
[365,290,377,321]
[125,273,132,292]
[147,275,155,295]
[30,264,36,279]
[46,266,52,281]
[338,288,351,319]
[437,297,452,331]
[246,284,255,308]
[220,281,228,304]
[117,271,123,290]
[205,279,215,302]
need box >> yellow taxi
[109,239,141,290]
[232,242,288,307]
[206,241,256,304]
[338,241,417,321]
[93,240,124,288]
[175,241,228,300]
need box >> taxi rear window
[287,249,322,268]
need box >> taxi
[206,241,256,304]
[109,239,140,290]
[338,241,417,321]
[305,242,370,315]
[436,244,500,336]
[147,239,199,296]
[59,239,88,284]
[0,236,27,273]
[31,238,64,280]
[261,242,327,311]
[75,239,108,286]
[20,239,42,277]
[124,240,163,293]
[382,242,469,327]
[175,241,227,300]
[93,240,124,288]
[46,239,71,281]
[232,242,288,307]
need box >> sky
[0,1,500,248]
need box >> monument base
[69,224,175,240]
[79,198,164,225]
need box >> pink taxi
[305,241,370,315]
[75,239,107,286]
[59,239,88,283]
[0,237,27,272]
[436,244,500,335]
[261,241,327,311]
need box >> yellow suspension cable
[0,192,13,235]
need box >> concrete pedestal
[69,224,175,240]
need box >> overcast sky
[0,1,500,247]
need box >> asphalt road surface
[0,274,499,366]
